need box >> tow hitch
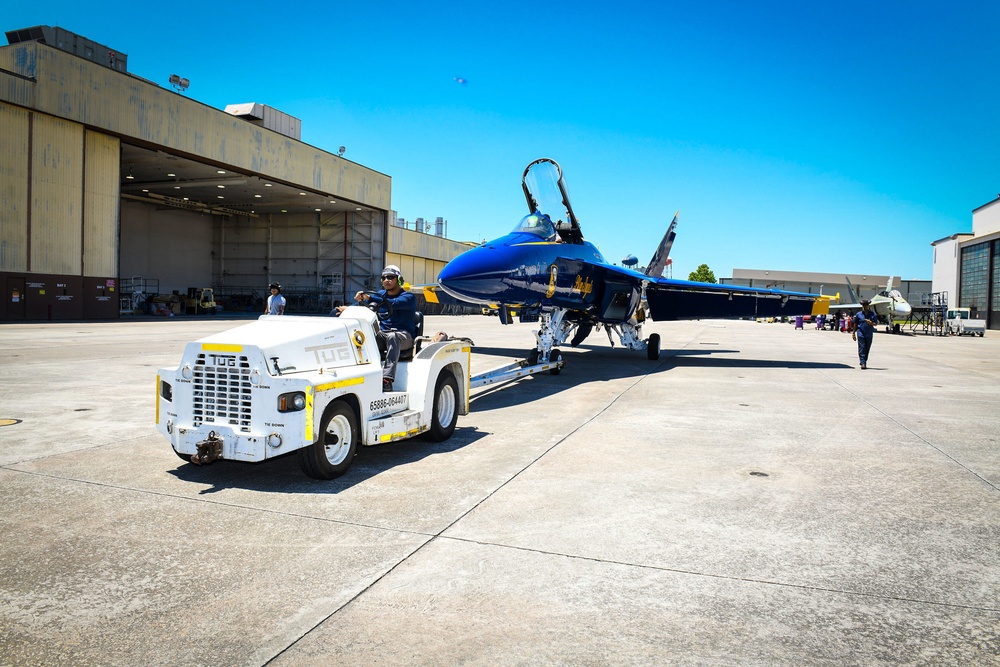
[191,431,223,465]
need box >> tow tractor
[155,299,470,480]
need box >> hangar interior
[0,25,391,321]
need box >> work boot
[383,378,393,392]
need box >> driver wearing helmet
[336,265,416,392]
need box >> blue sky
[7,1,999,280]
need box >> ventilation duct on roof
[5,25,127,73]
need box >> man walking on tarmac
[852,299,878,369]
[336,265,416,392]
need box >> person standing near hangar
[265,283,286,315]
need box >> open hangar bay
[0,314,997,666]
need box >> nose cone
[897,301,912,317]
[438,245,508,303]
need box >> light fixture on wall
[125,165,134,180]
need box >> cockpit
[513,212,559,241]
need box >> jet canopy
[513,212,558,241]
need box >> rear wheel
[300,400,358,480]
[426,372,459,441]
[647,333,661,360]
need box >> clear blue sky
[7,1,999,280]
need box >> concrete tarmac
[0,315,997,666]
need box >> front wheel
[549,349,562,375]
[300,400,358,479]
[647,333,661,360]
[426,372,459,442]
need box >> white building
[931,196,1000,329]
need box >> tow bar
[470,357,564,389]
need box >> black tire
[426,372,459,442]
[526,348,539,366]
[299,400,358,480]
[549,349,562,375]
[647,333,661,360]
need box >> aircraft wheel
[426,372,458,442]
[300,400,358,480]
[549,349,562,375]
[647,333,661,360]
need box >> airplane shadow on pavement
[469,345,852,412]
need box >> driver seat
[399,312,423,361]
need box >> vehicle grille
[192,353,252,432]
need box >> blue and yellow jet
[434,158,821,363]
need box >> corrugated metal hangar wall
[0,27,391,320]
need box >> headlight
[277,391,306,412]
[249,369,261,385]
[180,365,194,380]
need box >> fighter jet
[430,158,822,363]
[829,276,912,332]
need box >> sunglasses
[381,275,397,281]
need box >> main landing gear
[532,307,661,363]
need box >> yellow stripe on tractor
[201,343,244,353]
[314,377,364,393]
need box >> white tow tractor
[155,304,470,479]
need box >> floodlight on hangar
[169,74,190,92]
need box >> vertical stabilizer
[845,277,860,304]
[645,212,678,278]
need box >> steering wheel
[361,291,393,321]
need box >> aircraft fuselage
[438,230,616,312]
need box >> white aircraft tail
[645,212,678,278]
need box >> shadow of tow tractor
[166,425,490,495]
[165,345,850,493]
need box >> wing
[552,260,821,322]
[644,276,821,321]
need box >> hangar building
[931,196,1000,330]
[721,270,930,308]
[0,25,461,321]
